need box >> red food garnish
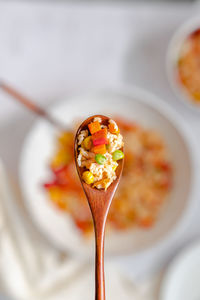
[53,165,71,185]
[93,137,108,146]
[43,180,57,189]
[92,128,107,139]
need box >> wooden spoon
[0,81,65,130]
[74,115,124,300]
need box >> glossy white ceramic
[20,86,197,257]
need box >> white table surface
[0,1,200,281]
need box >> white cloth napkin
[0,159,160,300]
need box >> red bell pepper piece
[93,137,108,146]
[43,180,57,189]
[53,166,70,185]
[91,128,108,146]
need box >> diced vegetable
[92,144,106,154]
[58,132,73,147]
[47,186,68,210]
[51,149,71,169]
[93,137,108,146]
[82,171,94,184]
[112,164,117,171]
[108,123,119,134]
[92,128,107,140]
[53,166,69,185]
[43,181,57,189]
[88,121,101,134]
[48,186,62,201]
[82,136,92,150]
[92,128,108,146]
[95,154,107,165]
[112,150,124,161]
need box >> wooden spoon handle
[0,81,65,130]
[95,221,106,300]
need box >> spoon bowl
[74,115,124,300]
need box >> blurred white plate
[160,241,200,300]
[19,86,197,258]
[167,15,200,112]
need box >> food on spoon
[112,150,124,161]
[93,144,107,155]
[43,117,173,235]
[177,28,200,104]
[88,121,101,134]
[77,117,124,190]
[82,171,95,185]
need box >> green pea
[95,154,107,165]
[112,150,124,161]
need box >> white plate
[19,86,197,258]
[167,15,200,112]
[160,241,200,300]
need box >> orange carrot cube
[88,121,101,134]
[92,144,106,154]
[108,123,119,134]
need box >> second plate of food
[20,86,197,257]
[167,16,200,111]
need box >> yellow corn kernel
[112,165,117,171]
[48,187,68,210]
[82,136,92,150]
[82,171,94,185]
[48,186,62,202]
[58,132,73,146]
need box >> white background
[0,1,200,281]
